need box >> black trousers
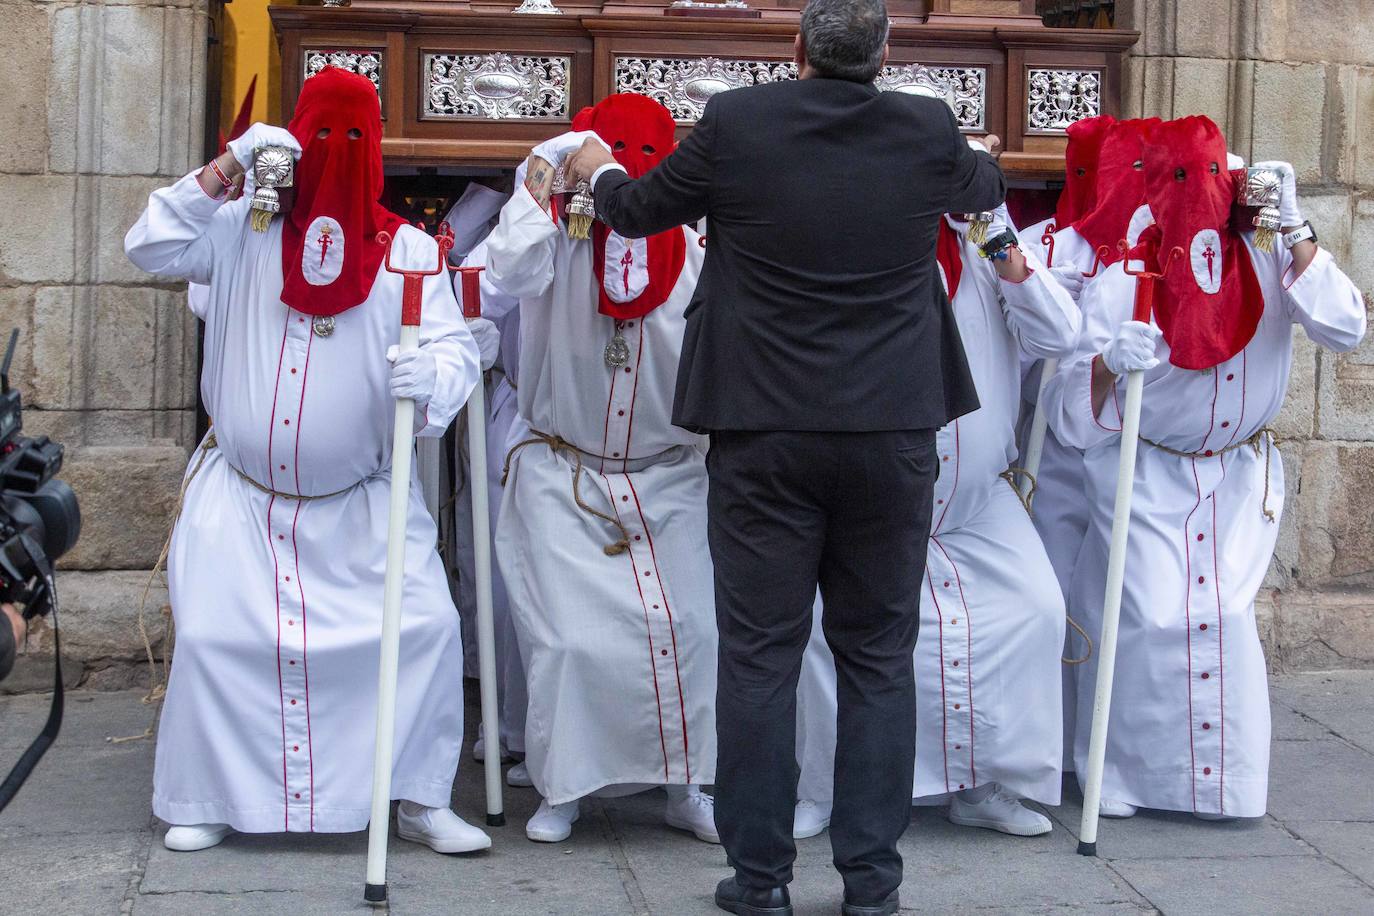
[708,429,937,905]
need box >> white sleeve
[457,240,522,321]
[1042,269,1133,451]
[998,244,1081,360]
[403,230,482,438]
[483,186,560,301]
[1278,247,1367,353]
[124,170,246,284]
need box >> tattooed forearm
[524,155,556,211]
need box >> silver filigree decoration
[1026,68,1102,134]
[512,0,563,13]
[615,57,798,122]
[304,50,382,95]
[615,57,983,128]
[423,53,570,120]
[875,64,986,132]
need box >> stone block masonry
[0,0,209,692]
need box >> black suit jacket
[594,77,1006,433]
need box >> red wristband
[207,158,234,191]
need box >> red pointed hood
[1054,114,1116,229]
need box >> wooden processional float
[270,0,1139,181]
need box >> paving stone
[1267,738,1374,822]
[1284,820,1374,886]
[1110,854,1374,915]
[8,831,144,914]
[0,727,154,838]
[1269,670,1374,753]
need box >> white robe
[797,228,1079,806]
[125,172,481,833]
[484,186,716,805]
[1045,235,1365,816]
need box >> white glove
[386,345,438,404]
[986,203,1013,240]
[1102,320,1161,375]
[1048,264,1085,302]
[227,122,302,171]
[467,317,500,371]
[531,131,609,169]
[1251,160,1303,228]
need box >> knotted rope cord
[502,430,631,556]
[1140,427,1279,522]
[998,468,1093,665]
[111,433,365,744]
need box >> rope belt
[1140,427,1279,522]
[502,430,631,556]
[201,432,364,502]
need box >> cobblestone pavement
[3,671,1373,915]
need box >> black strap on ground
[0,564,64,813]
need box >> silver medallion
[313,315,336,337]
[604,332,630,369]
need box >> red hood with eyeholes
[280,67,404,318]
[572,94,686,320]
[1072,118,1160,265]
[1140,115,1262,370]
[1054,114,1116,229]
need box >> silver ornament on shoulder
[312,315,336,337]
[604,332,630,368]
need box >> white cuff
[591,162,628,190]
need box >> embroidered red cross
[1203,243,1216,285]
[620,247,634,296]
[318,224,333,268]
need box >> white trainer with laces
[948,784,1053,837]
[396,802,492,853]
[526,798,581,843]
[163,823,233,852]
[664,786,721,844]
[1099,798,1139,818]
[793,799,832,839]
[506,760,533,788]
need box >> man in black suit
[567,1,1005,912]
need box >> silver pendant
[313,315,336,337]
[604,332,630,369]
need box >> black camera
[0,327,81,813]
[0,329,81,621]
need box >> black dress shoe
[714,876,793,915]
[841,889,899,915]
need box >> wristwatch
[980,229,1018,261]
[1282,220,1317,249]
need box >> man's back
[594,77,1005,433]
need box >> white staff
[364,229,451,906]
[456,263,505,827]
[1077,242,1181,857]
[1018,357,1057,506]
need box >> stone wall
[1117,0,1374,668]
[0,0,210,690]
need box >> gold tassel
[250,208,274,233]
[567,211,594,241]
[566,181,596,241]
[966,213,992,246]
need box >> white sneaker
[506,761,533,788]
[793,799,832,839]
[1099,798,1139,818]
[163,823,233,852]
[472,729,509,763]
[664,787,721,844]
[948,785,1052,837]
[396,802,492,854]
[526,798,580,843]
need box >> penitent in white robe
[484,186,716,805]
[125,172,481,832]
[797,225,1079,806]
[1045,231,1365,817]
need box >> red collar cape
[573,94,686,321]
[280,67,404,318]
[1053,114,1116,230]
[936,218,964,301]
[1139,116,1262,371]
[1072,118,1161,266]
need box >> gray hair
[800,0,890,84]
